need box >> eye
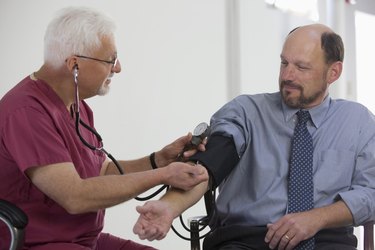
[280,60,288,67]
[297,64,309,70]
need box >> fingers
[179,133,207,159]
[140,227,166,241]
[265,223,285,249]
[132,219,145,237]
[133,203,169,241]
[181,149,197,158]
[279,233,292,250]
[189,164,207,175]
[165,162,208,190]
[183,165,209,189]
[265,222,296,250]
[265,214,313,250]
[133,222,167,241]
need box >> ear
[327,61,343,84]
[65,56,79,73]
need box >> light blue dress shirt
[210,92,375,227]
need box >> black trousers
[203,225,358,250]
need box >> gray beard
[98,84,110,96]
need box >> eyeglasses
[75,55,118,68]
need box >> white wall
[1,0,374,249]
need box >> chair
[189,216,208,250]
[0,199,28,250]
[189,191,374,250]
[190,216,374,250]
[364,221,374,250]
[188,189,215,250]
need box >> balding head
[287,24,344,65]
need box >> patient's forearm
[160,180,209,219]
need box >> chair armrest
[0,199,28,250]
[0,200,28,229]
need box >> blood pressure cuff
[189,133,239,189]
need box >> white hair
[44,6,116,69]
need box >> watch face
[193,122,209,136]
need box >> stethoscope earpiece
[73,64,79,78]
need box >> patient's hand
[133,200,174,241]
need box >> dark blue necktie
[288,110,314,250]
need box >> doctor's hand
[154,133,207,167]
[133,200,174,241]
[161,162,208,191]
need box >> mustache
[281,80,302,91]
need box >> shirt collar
[281,94,331,129]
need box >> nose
[280,64,295,81]
[112,59,121,73]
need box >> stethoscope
[72,65,166,201]
[73,65,213,240]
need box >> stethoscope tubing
[73,69,165,201]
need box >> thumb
[185,132,193,142]
[136,205,148,214]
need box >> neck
[34,64,75,110]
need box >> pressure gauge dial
[191,122,210,146]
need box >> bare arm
[158,177,209,218]
[102,157,153,175]
[26,161,208,214]
[133,168,209,241]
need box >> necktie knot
[296,110,310,125]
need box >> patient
[133,23,375,250]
